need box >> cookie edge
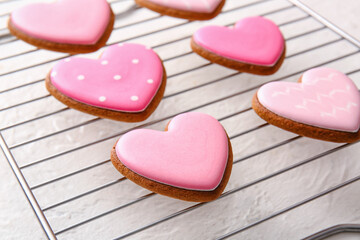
[252,79,360,143]
[110,131,233,202]
[134,0,225,20]
[191,36,286,75]
[45,63,167,122]
[7,7,115,54]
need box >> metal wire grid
[0,0,359,239]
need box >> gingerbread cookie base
[135,0,225,21]
[191,37,286,75]
[45,68,167,122]
[8,10,115,54]
[111,136,233,202]
[252,91,360,143]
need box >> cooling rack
[0,0,360,239]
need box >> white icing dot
[147,79,153,84]
[118,43,124,47]
[132,59,139,64]
[131,96,139,101]
[77,75,85,80]
[51,71,57,77]
[64,58,71,62]
[101,60,108,65]
[114,75,122,80]
[99,96,106,102]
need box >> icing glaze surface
[193,16,284,66]
[51,43,163,112]
[115,112,229,191]
[258,68,360,132]
[146,0,222,13]
[10,0,111,44]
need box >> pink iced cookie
[135,0,225,20]
[8,0,114,53]
[191,16,286,75]
[111,112,233,202]
[46,43,167,122]
[253,67,360,143]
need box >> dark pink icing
[50,43,163,112]
[193,16,285,66]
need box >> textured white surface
[0,149,46,239]
[299,0,360,42]
[0,0,360,239]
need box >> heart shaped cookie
[191,16,286,75]
[8,0,114,53]
[111,112,233,202]
[135,0,225,20]
[46,43,166,122]
[253,68,360,142]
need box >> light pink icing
[115,112,229,191]
[258,68,360,132]
[50,43,163,112]
[10,0,111,44]
[146,0,222,13]
[193,16,285,66]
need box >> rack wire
[0,0,360,239]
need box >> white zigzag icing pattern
[302,72,338,85]
[272,72,356,118]
[272,73,339,97]
[320,102,358,118]
[272,85,304,97]
[295,85,351,110]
